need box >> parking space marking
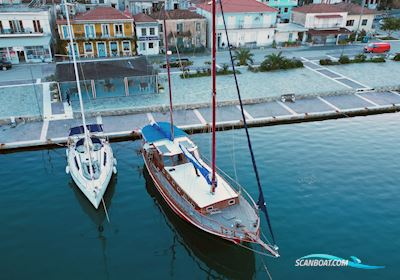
[193,109,207,124]
[236,105,254,120]
[327,55,337,60]
[40,120,49,141]
[354,93,379,106]
[146,113,155,123]
[317,96,341,111]
[390,90,400,98]
[42,82,52,120]
[277,101,297,115]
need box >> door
[97,42,106,57]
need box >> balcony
[221,23,276,30]
[70,32,131,40]
[0,27,45,37]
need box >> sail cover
[179,144,216,187]
[142,122,187,143]
[69,124,103,136]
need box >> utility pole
[355,0,366,42]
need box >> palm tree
[233,48,254,66]
[261,52,286,71]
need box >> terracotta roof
[335,3,377,15]
[133,13,157,23]
[57,7,133,24]
[150,9,205,20]
[292,4,345,13]
[196,0,277,13]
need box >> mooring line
[102,197,110,223]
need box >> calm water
[1,113,399,280]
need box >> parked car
[161,57,192,68]
[1,59,12,71]
[363,42,391,54]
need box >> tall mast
[163,2,174,140]
[65,3,90,141]
[211,0,217,194]
[65,2,94,180]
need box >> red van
[363,42,391,53]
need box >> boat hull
[143,153,257,245]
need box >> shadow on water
[70,176,118,280]
[143,167,256,280]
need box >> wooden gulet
[141,1,279,257]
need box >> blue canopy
[179,144,216,187]
[69,124,103,136]
[142,122,187,143]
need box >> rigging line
[260,255,273,280]
[218,0,276,245]
[102,197,111,223]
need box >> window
[109,41,119,56]
[278,8,282,14]
[25,46,50,61]
[284,7,288,13]
[122,41,131,52]
[0,21,3,33]
[140,42,146,51]
[196,22,200,32]
[84,24,95,38]
[33,20,41,33]
[141,28,147,36]
[67,43,79,58]
[177,23,183,33]
[159,24,163,32]
[114,24,123,37]
[101,24,110,37]
[149,27,155,35]
[149,42,154,49]
[362,19,368,26]
[84,42,93,53]
[62,25,70,39]
[346,20,355,26]
[9,20,23,33]
[228,199,235,205]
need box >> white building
[196,0,278,49]
[127,0,189,15]
[0,5,53,63]
[133,13,160,55]
[336,3,376,32]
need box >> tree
[261,52,285,71]
[232,48,254,66]
[381,17,400,37]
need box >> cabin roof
[165,162,238,208]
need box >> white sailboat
[64,2,117,209]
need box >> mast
[65,2,94,180]
[211,0,217,194]
[163,3,174,140]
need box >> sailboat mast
[211,0,217,194]
[65,3,90,139]
[65,2,94,181]
[163,5,174,140]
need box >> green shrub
[354,54,367,62]
[339,55,351,64]
[393,53,400,61]
[370,57,386,63]
[320,59,333,65]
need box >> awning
[141,122,187,143]
[315,15,343,19]
[276,23,308,33]
[308,28,351,36]
[0,36,51,48]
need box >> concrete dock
[1,90,400,153]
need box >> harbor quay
[1,43,400,152]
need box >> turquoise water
[0,113,399,279]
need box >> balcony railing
[0,27,44,36]
[220,23,275,29]
[70,32,131,39]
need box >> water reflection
[143,168,256,279]
[70,176,117,280]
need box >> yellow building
[56,7,136,58]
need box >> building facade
[196,0,277,49]
[0,5,53,64]
[127,0,189,15]
[292,4,349,44]
[56,7,136,58]
[336,3,376,32]
[150,9,206,52]
[258,0,298,23]
[133,13,160,55]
